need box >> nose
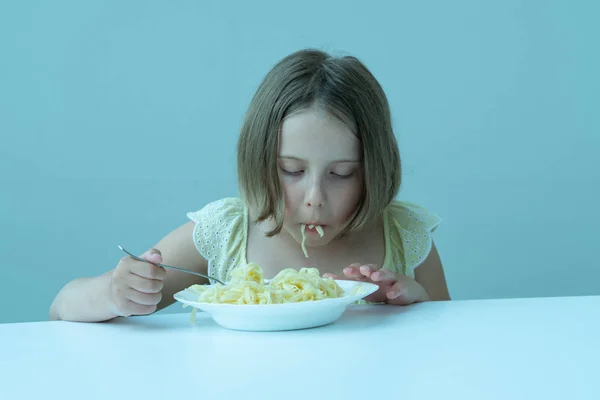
[306,176,325,207]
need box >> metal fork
[118,245,225,285]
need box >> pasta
[300,223,324,258]
[183,224,337,322]
[186,262,344,305]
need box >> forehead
[279,109,361,159]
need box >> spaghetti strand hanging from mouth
[301,224,308,257]
[300,224,325,258]
[315,225,324,237]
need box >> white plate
[173,280,379,331]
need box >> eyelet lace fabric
[186,197,247,284]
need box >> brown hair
[237,48,401,237]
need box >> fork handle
[118,245,225,285]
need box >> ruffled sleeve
[383,200,441,278]
[186,197,247,283]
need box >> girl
[49,48,450,322]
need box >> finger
[123,300,157,316]
[131,260,167,280]
[124,287,162,306]
[386,291,415,305]
[385,280,403,300]
[127,273,163,294]
[385,281,426,305]
[358,264,377,278]
[142,248,163,264]
[342,263,366,279]
[371,268,399,282]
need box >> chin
[304,238,330,248]
[285,227,332,247]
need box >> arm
[414,241,451,301]
[49,221,208,322]
[153,221,209,312]
[49,271,115,322]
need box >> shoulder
[186,197,245,225]
[385,200,442,233]
[384,200,442,273]
[185,197,247,271]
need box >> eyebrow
[278,156,361,163]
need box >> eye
[281,168,304,177]
[330,171,353,179]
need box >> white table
[1,296,599,399]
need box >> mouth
[299,223,327,258]
[303,223,326,236]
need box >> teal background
[1,1,598,323]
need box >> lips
[303,223,325,237]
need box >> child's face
[277,108,363,249]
